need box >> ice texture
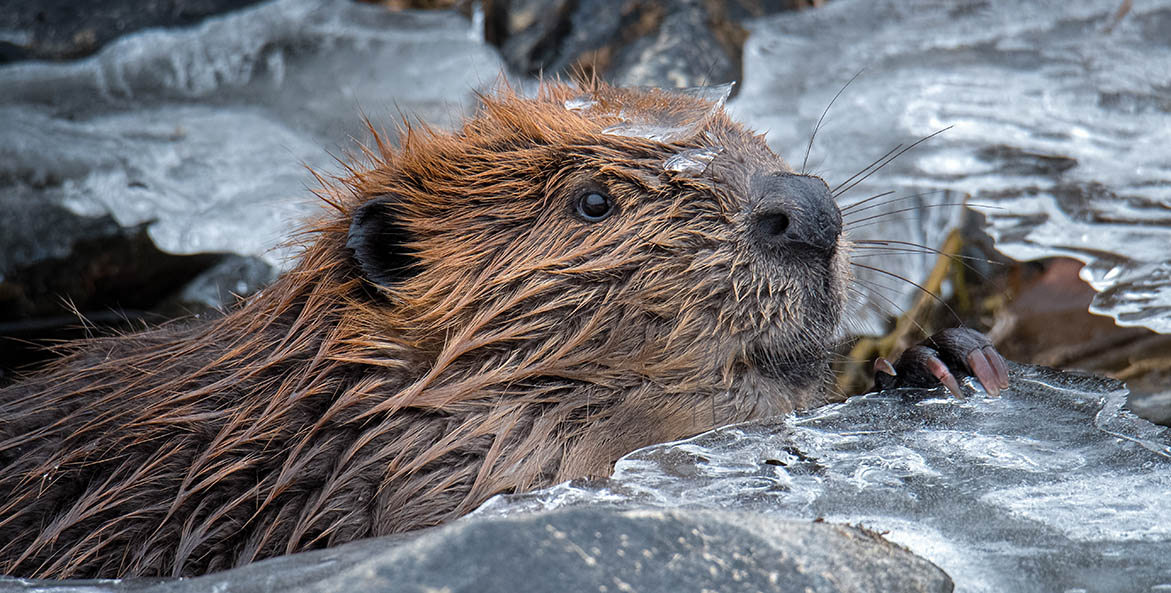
[729,0,1171,334]
[601,83,734,142]
[0,0,503,267]
[663,146,723,177]
[473,364,1171,593]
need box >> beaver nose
[752,173,842,257]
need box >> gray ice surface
[474,364,1171,593]
[0,0,503,268]
[729,0,1171,335]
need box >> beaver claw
[872,328,1010,398]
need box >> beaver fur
[0,82,849,578]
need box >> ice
[0,0,504,268]
[662,146,723,177]
[473,364,1171,593]
[674,82,734,108]
[601,83,735,143]
[728,0,1171,334]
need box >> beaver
[0,81,1007,579]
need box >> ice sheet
[0,0,503,267]
[474,364,1171,593]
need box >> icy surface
[730,0,1171,334]
[473,364,1171,593]
[0,0,503,267]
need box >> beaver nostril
[759,210,791,237]
[752,173,842,256]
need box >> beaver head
[343,82,848,435]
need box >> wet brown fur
[0,82,849,578]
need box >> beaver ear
[346,195,419,287]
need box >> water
[474,364,1171,593]
[729,0,1171,334]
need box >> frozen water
[730,0,1171,334]
[0,0,503,267]
[663,146,723,177]
[601,83,735,142]
[675,82,734,108]
[474,364,1171,593]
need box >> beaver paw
[872,328,1009,398]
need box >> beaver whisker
[844,279,932,338]
[851,248,994,281]
[838,189,898,214]
[843,202,974,226]
[850,262,960,324]
[840,189,943,216]
[801,69,865,175]
[831,127,952,199]
[854,240,998,269]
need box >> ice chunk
[474,364,1171,593]
[602,83,735,143]
[675,82,734,108]
[729,0,1171,334]
[562,95,598,112]
[663,146,724,176]
[0,0,504,268]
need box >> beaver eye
[575,191,614,222]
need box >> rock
[165,254,279,315]
[488,0,778,88]
[0,185,224,380]
[608,0,741,89]
[0,509,953,593]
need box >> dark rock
[162,254,278,315]
[487,0,784,88]
[0,189,275,381]
[0,187,227,382]
[609,0,741,88]
[0,0,267,63]
[0,184,275,383]
[0,509,953,593]
[485,0,576,74]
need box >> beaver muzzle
[751,173,842,260]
